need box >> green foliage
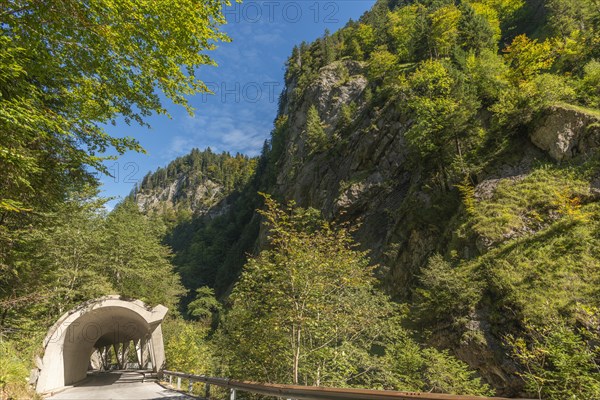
[482,211,600,326]
[468,2,502,42]
[219,195,390,385]
[414,254,483,327]
[187,287,221,321]
[429,5,462,58]
[0,0,229,218]
[491,73,576,129]
[103,200,185,309]
[136,148,256,202]
[412,158,600,398]
[1,192,184,341]
[387,5,421,62]
[403,59,480,167]
[304,105,328,154]
[503,35,555,81]
[368,46,399,82]
[462,49,509,104]
[354,23,376,59]
[129,147,261,310]
[218,196,489,394]
[340,102,358,129]
[508,321,600,400]
[163,318,214,375]
[467,166,589,245]
[164,178,262,301]
[0,341,38,400]
[480,0,524,16]
[458,3,496,53]
[374,329,492,395]
[579,60,600,109]
[420,348,492,395]
[4,1,600,397]
[546,0,600,38]
[1,1,229,381]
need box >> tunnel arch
[35,296,168,394]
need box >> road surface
[46,371,193,399]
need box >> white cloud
[176,103,271,158]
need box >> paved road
[46,371,193,400]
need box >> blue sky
[100,0,375,207]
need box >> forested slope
[0,1,230,397]
[129,149,259,304]
[2,0,600,398]
[134,0,600,397]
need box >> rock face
[131,149,255,218]
[274,60,416,287]
[135,177,224,215]
[268,60,600,396]
[133,60,600,396]
[530,105,600,161]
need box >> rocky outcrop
[271,60,600,397]
[275,60,415,284]
[135,177,223,215]
[530,105,600,162]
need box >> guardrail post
[169,375,172,385]
[188,379,193,394]
[177,377,181,390]
[230,388,237,400]
[205,383,211,399]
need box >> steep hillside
[134,0,600,396]
[132,148,256,218]
[131,148,262,304]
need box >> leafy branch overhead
[0,0,230,215]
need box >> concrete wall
[35,296,167,394]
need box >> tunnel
[34,296,168,394]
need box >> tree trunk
[293,326,301,384]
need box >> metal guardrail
[162,370,532,400]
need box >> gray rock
[530,105,600,161]
[135,177,224,217]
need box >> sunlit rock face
[530,105,600,162]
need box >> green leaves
[0,0,229,219]
[220,196,391,385]
[429,5,461,58]
[503,35,555,82]
[217,196,490,394]
[403,59,480,167]
[414,254,483,327]
[103,199,185,309]
[163,318,214,376]
[467,166,590,246]
[187,286,221,321]
[1,193,184,336]
[0,341,34,399]
[508,322,600,399]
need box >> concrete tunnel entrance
[34,296,168,394]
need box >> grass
[555,102,600,119]
[468,165,590,244]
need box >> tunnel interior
[35,296,167,394]
[62,306,151,382]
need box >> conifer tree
[304,105,328,154]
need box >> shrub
[508,322,600,399]
[0,341,36,399]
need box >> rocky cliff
[265,58,600,395]
[133,0,600,395]
[132,148,256,218]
